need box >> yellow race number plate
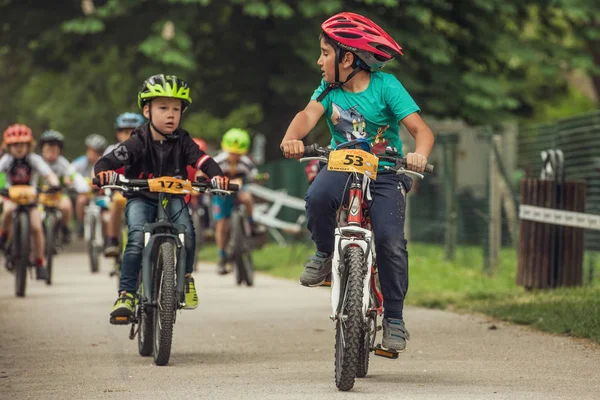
[38,192,62,208]
[327,149,378,179]
[147,177,193,194]
[8,185,37,205]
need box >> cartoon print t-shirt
[311,71,420,167]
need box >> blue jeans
[305,169,412,320]
[119,197,195,293]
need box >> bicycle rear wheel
[357,305,376,378]
[153,241,177,366]
[138,271,153,357]
[14,212,30,297]
[334,246,366,391]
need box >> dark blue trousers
[119,197,195,293]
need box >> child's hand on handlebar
[96,170,118,186]
[405,152,428,173]
[280,140,304,159]
[211,176,230,190]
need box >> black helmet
[39,130,65,150]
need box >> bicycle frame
[140,192,188,307]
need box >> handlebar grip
[228,183,240,191]
[92,177,100,186]
[302,144,320,158]
[425,164,434,174]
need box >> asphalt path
[1,247,599,399]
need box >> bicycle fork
[84,204,103,248]
[330,227,373,321]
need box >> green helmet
[137,74,192,111]
[221,128,251,155]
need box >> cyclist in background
[0,124,60,280]
[38,130,90,244]
[103,113,145,256]
[213,128,264,275]
[72,134,107,236]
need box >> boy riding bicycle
[38,130,91,244]
[280,12,434,352]
[103,112,145,257]
[213,128,264,275]
[93,74,229,323]
[0,124,60,280]
[72,133,108,237]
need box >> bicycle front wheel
[334,246,366,391]
[14,212,30,297]
[153,241,177,366]
[44,212,57,285]
[88,216,100,273]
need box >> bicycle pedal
[110,315,132,325]
[374,344,399,359]
[319,273,332,287]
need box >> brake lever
[299,156,328,163]
[100,184,130,192]
[383,166,425,179]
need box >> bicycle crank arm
[129,322,139,340]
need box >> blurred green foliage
[0,0,598,159]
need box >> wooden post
[488,135,503,273]
[438,134,459,261]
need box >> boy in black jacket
[95,74,229,323]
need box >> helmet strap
[148,106,179,141]
[316,48,363,103]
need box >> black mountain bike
[94,175,237,366]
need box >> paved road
[0,248,599,400]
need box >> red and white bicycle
[300,140,433,391]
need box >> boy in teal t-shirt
[280,12,435,352]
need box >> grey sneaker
[299,253,332,287]
[217,257,228,275]
[35,266,49,281]
[382,318,410,352]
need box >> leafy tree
[0,0,596,159]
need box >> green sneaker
[110,292,135,325]
[184,276,198,310]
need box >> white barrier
[519,204,600,231]
[245,183,306,245]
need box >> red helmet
[3,124,33,146]
[193,138,208,153]
[322,12,403,69]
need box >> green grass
[198,243,600,344]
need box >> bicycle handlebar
[302,143,434,174]
[92,175,239,193]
